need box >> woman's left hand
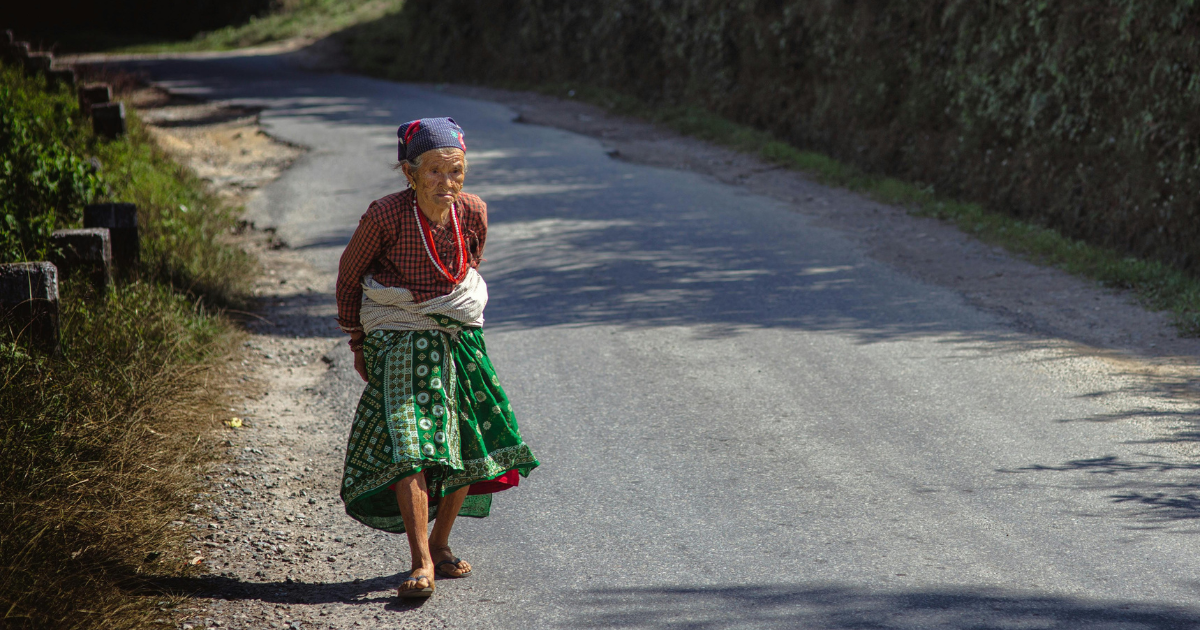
[353,348,367,382]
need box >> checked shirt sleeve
[462,194,488,268]
[336,212,385,333]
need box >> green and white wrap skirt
[340,323,539,533]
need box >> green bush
[0,62,254,304]
[0,66,102,262]
[344,0,1200,274]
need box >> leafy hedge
[347,0,1200,274]
[0,63,253,303]
[0,68,102,262]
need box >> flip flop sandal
[397,571,435,599]
[434,557,472,579]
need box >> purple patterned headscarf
[397,117,466,161]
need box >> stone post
[84,203,139,274]
[91,102,126,138]
[50,228,112,291]
[78,84,112,116]
[0,262,60,354]
[23,52,52,75]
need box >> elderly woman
[335,117,539,599]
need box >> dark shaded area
[562,584,1200,629]
[5,1,272,51]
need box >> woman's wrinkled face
[406,148,466,212]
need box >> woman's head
[399,148,467,211]
[395,117,469,213]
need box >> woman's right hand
[353,348,367,382]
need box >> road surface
[117,50,1200,629]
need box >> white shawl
[359,267,488,334]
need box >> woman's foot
[430,545,472,578]
[398,567,435,598]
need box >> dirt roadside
[114,57,1198,629]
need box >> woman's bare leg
[429,486,472,577]
[393,472,434,590]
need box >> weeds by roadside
[93,110,255,305]
[1,63,254,628]
[513,83,1200,336]
[0,280,239,630]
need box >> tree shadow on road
[1001,455,1200,528]
[563,583,1200,629]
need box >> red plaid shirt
[336,189,487,332]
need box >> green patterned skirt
[340,326,539,533]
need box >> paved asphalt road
[121,52,1200,628]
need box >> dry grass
[0,280,245,629]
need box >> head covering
[397,117,467,162]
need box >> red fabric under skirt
[467,469,520,495]
[388,468,520,496]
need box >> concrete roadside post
[0,262,60,355]
[50,228,112,291]
[78,84,112,116]
[23,52,52,75]
[92,102,126,138]
[84,203,139,274]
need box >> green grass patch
[1,63,253,627]
[93,113,254,304]
[117,0,404,53]
[519,82,1200,336]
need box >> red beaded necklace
[412,195,467,285]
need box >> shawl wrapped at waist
[360,267,487,333]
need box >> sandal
[397,570,435,599]
[434,557,472,579]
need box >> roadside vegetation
[339,3,1200,336]
[0,63,252,628]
